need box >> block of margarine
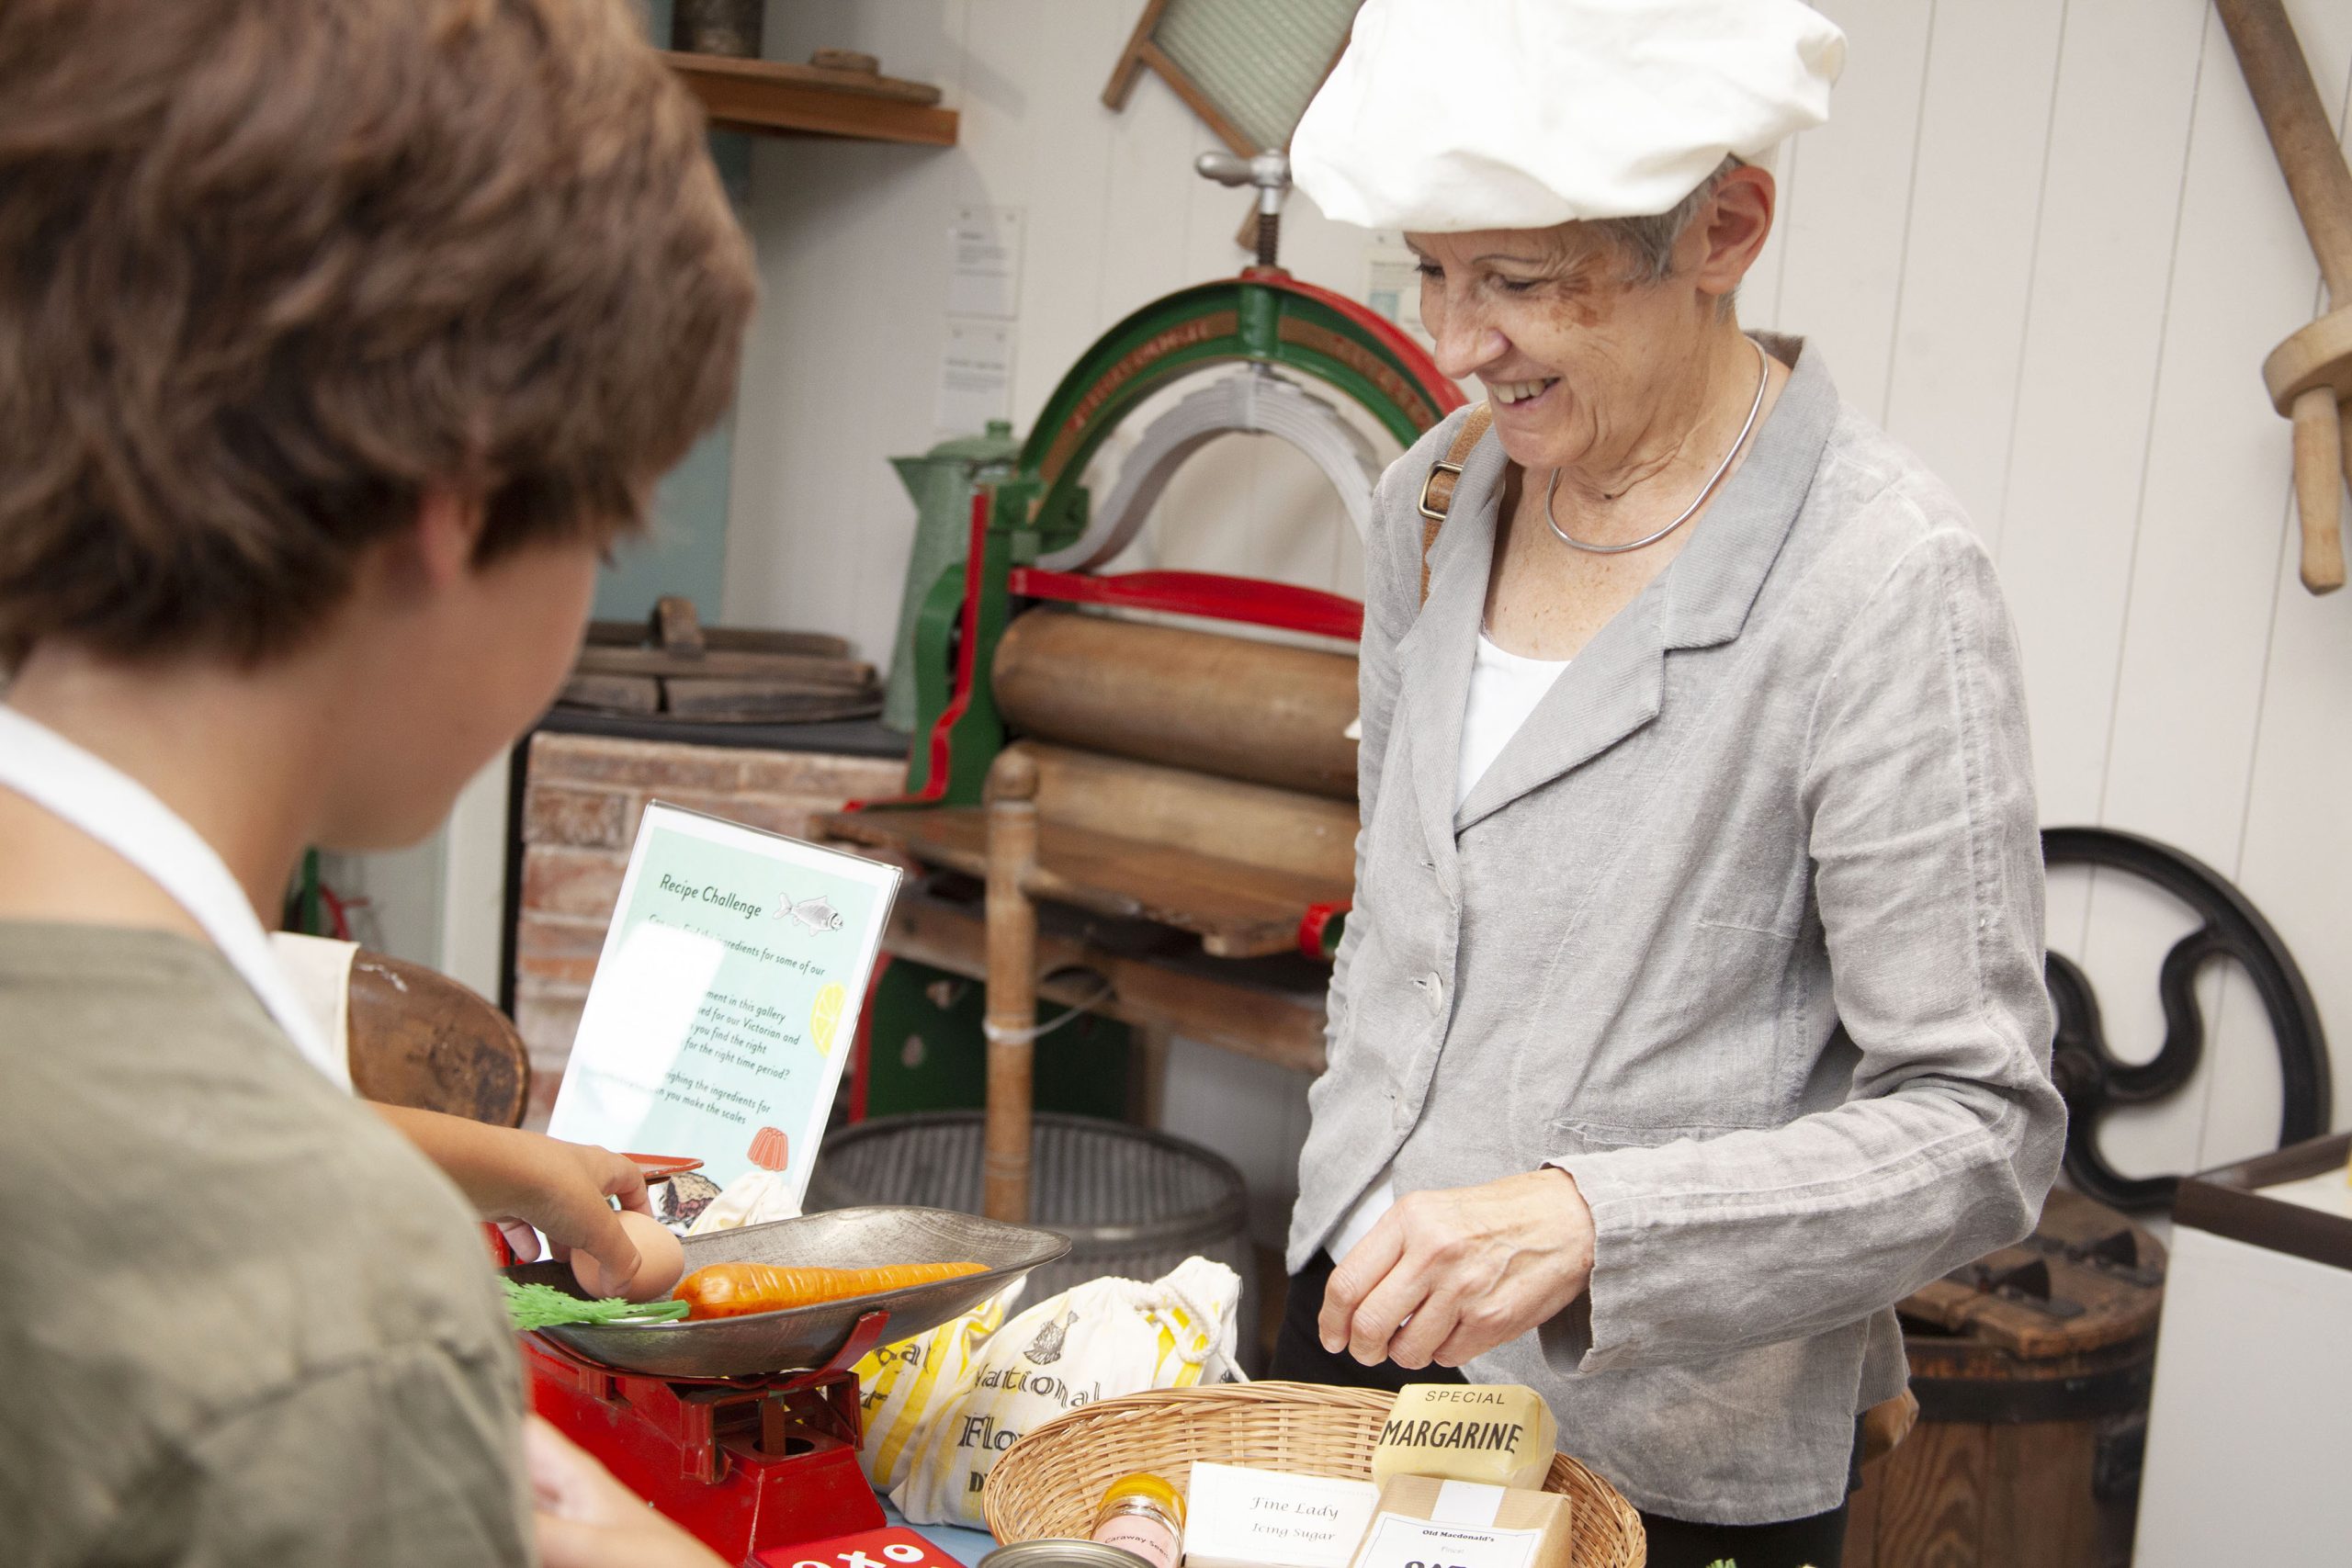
[1347,1476,1573,1568]
[1372,1383,1557,1493]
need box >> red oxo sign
[754,1526,970,1568]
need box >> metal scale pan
[505,1205,1068,1382]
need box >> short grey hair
[1593,153,1745,284]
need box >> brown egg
[569,1209,687,1303]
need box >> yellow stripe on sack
[857,1349,905,1413]
[876,1325,961,1485]
[1172,1326,1211,1387]
[1148,1305,1216,1388]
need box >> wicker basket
[983,1382,1645,1568]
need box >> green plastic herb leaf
[503,1279,691,1330]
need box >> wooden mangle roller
[832,608,1363,961]
[993,608,1360,800]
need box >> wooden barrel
[991,609,1360,799]
[1845,1189,2165,1568]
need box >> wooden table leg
[1126,1022,1174,1129]
[983,750,1040,1223]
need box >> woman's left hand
[1319,1168,1597,1370]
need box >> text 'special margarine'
[1370,1384,1558,1493]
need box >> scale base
[523,1336,885,1566]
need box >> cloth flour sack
[854,1280,1028,1492]
[889,1255,1245,1528]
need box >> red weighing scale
[522,1314,888,1563]
[504,1205,1067,1568]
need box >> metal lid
[1098,1472,1185,1526]
[910,419,1021,467]
[981,1541,1155,1568]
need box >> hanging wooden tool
[2214,0,2352,594]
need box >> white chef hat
[1291,0,1846,232]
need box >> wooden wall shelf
[662,51,957,146]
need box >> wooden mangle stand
[821,157,1464,1221]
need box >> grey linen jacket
[1289,337,2065,1525]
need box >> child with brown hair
[0,1,760,1562]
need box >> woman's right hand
[526,1416,728,1568]
[1320,1167,1595,1370]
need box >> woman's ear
[1691,164,1777,303]
[412,487,491,588]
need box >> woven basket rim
[980,1381,1645,1568]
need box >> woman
[1273,4,2065,1565]
[0,1,753,1563]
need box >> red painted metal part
[520,1314,891,1565]
[755,1525,975,1568]
[1297,901,1349,961]
[843,491,996,812]
[1007,567,1365,642]
[846,953,893,1123]
[1241,268,1468,417]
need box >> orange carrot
[673,1261,989,1320]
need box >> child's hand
[373,1106,651,1287]
[526,1416,728,1568]
[495,1134,655,1286]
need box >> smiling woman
[1272,6,2065,1568]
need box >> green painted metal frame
[863,270,1463,811]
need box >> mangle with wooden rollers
[822,154,1463,1222]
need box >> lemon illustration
[808,982,847,1056]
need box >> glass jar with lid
[1089,1472,1185,1568]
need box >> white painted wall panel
[2098,1,2352,1177]
[1775,0,1935,423]
[1879,0,2064,552]
[1995,0,2211,833]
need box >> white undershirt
[1326,631,1570,1262]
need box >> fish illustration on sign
[777,892,843,932]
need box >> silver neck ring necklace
[1544,335,1770,556]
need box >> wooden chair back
[346,950,530,1127]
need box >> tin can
[978,1542,1154,1568]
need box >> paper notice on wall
[547,803,900,1206]
[947,204,1023,320]
[936,317,1014,436]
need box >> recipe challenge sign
[547,802,900,1203]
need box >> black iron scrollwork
[2042,827,2331,1211]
